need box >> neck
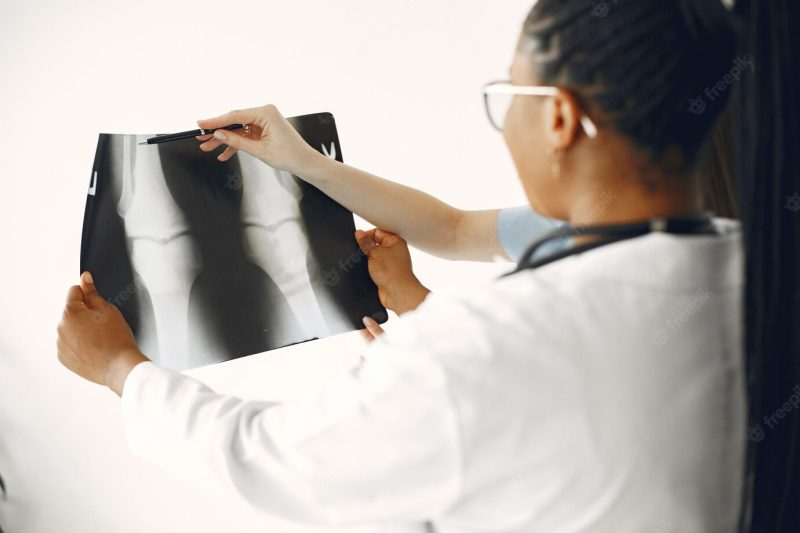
[561,136,705,227]
[567,185,703,226]
[564,172,703,245]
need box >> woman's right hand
[195,104,322,175]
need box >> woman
[56,0,799,531]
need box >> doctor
[56,0,798,531]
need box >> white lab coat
[121,218,746,532]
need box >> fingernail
[82,271,93,284]
[213,130,226,141]
[362,316,374,326]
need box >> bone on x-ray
[80,112,387,371]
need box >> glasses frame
[482,80,598,138]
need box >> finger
[199,138,223,152]
[66,285,84,306]
[355,228,378,254]
[354,229,366,251]
[357,237,377,255]
[80,271,96,296]
[80,271,106,309]
[373,228,401,246]
[217,145,239,161]
[197,107,260,130]
[358,328,374,343]
[211,129,256,155]
[373,228,388,242]
[362,316,384,337]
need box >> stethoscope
[499,211,720,278]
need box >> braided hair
[519,0,737,172]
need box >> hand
[57,272,150,396]
[195,104,323,175]
[354,228,431,315]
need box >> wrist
[294,147,336,184]
[106,348,149,397]
[391,278,431,315]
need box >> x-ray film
[80,112,387,371]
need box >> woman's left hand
[354,228,431,315]
[57,272,150,396]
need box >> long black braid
[519,1,800,532]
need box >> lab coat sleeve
[120,336,463,526]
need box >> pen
[138,123,248,145]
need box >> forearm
[121,362,326,522]
[298,151,464,259]
[121,353,461,524]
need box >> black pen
[138,123,248,145]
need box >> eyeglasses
[482,80,598,138]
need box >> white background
[0,1,532,531]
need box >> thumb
[79,271,107,310]
[212,129,257,153]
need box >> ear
[543,89,581,151]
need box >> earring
[546,146,566,179]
